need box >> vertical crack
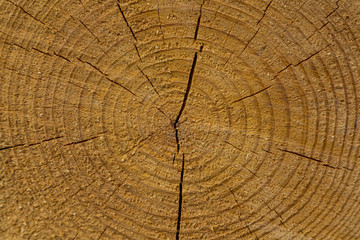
[176,154,185,240]
[194,0,204,40]
[116,1,137,42]
[173,45,203,153]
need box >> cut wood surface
[1,0,360,239]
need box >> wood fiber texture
[1,0,360,239]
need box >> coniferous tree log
[1,0,360,239]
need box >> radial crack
[240,28,260,56]
[257,0,273,25]
[176,154,185,240]
[233,85,272,103]
[6,0,49,29]
[278,148,344,170]
[32,47,51,56]
[0,143,25,151]
[116,1,137,41]
[194,0,204,40]
[174,47,202,127]
[279,148,322,162]
[173,46,202,152]
[133,43,143,61]
[137,66,160,97]
[65,132,106,146]
[54,52,71,62]
[294,45,329,66]
[79,20,100,42]
[28,136,64,147]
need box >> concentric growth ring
[1,0,359,239]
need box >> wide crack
[173,45,203,153]
[173,45,203,239]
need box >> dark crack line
[240,27,260,56]
[64,136,99,146]
[4,41,28,51]
[106,77,137,96]
[76,57,136,96]
[175,128,180,153]
[0,136,64,150]
[294,45,329,66]
[6,0,49,29]
[156,107,171,120]
[271,45,330,80]
[0,143,25,151]
[137,66,160,97]
[279,148,322,162]
[174,47,202,127]
[194,0,204,40]
[97,226,108,240]
[176,154,185,240]
[68,180,95,199]
[54,52,71,62]
[77,57,108,76]
[326,0,340,19]
[173,46,203,153]
[278,148,346,170]
[64,132,106,146]
[28,136,64,147]
[233,85,272,103]
[32,47,52,56]
[116,1,137,42]
[257,0,273,25]
[133,43,143,62]
[79,20,100,42]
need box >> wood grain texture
[1,0,360,239]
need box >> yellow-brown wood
[1,0,360,239]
